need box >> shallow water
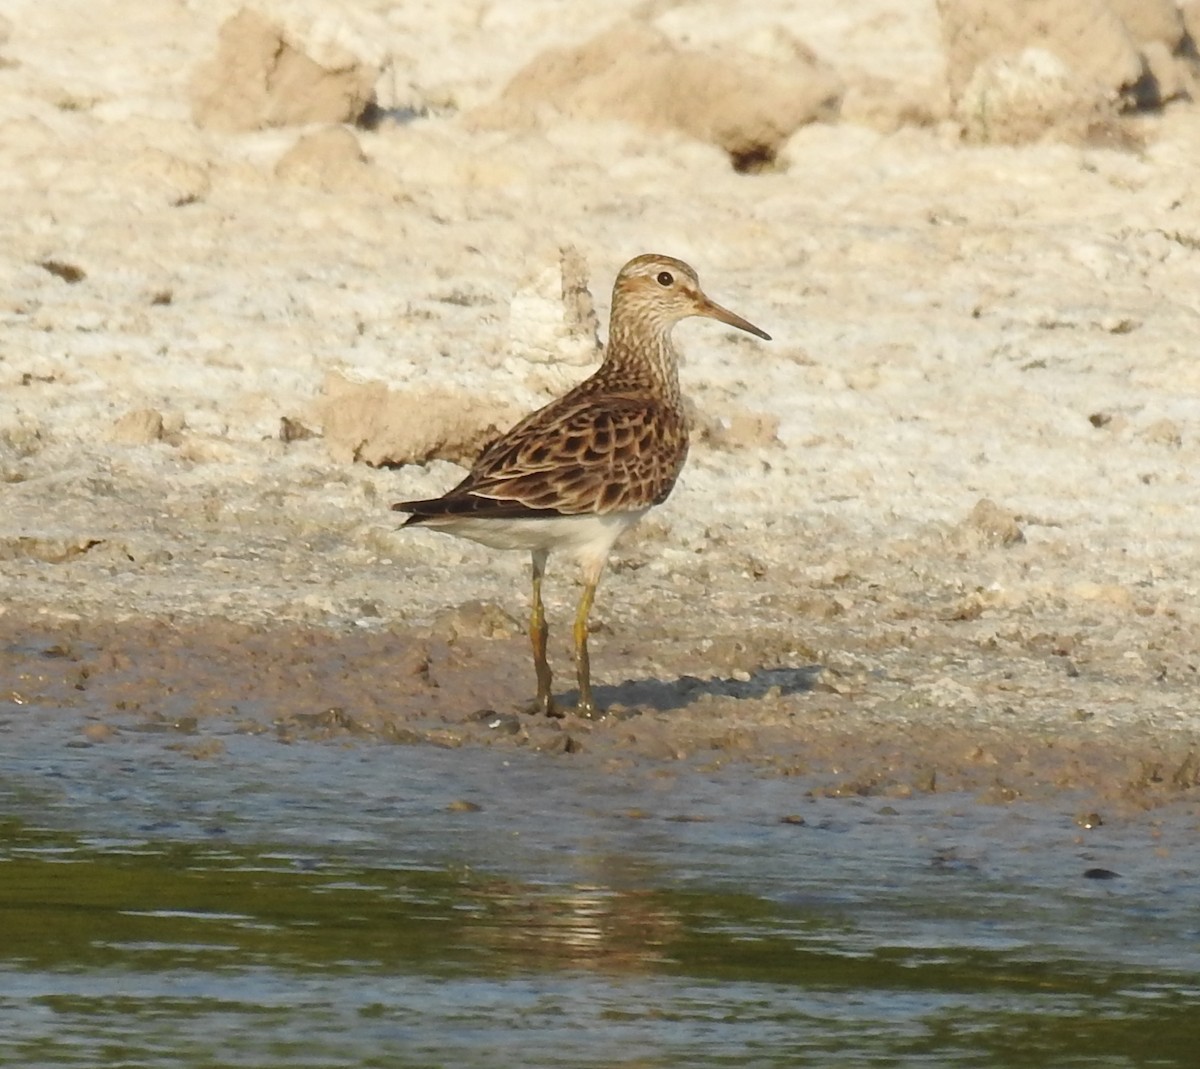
[1,707,1198,1068]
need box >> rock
[1108,0,1184,49]
[477,710,523,735]
[1082,867,1120,880]
[316,370,520,468]
[190,8,380,132]
[279,416,318,443]
[560,245,600,346]
[955,47,1118,144]
[431,601,520,641]
[0,535,102,563]
[936,0,1144,142]
[446,799,482,812]
[41,260,86,284]
[111,408,165,445]
[1182,1,1200,47]
[0,419,44,462]
[507,246,601,368]
[274,125,380,192]
[956,498,1025,548]
[473,21,841,171]
[937,0,1143,101]
[1137,40,1195,108]
[1089,410,1120,430]
[1139,418,1182,448]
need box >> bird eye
[656,271,674,287]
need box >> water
[1,708,1198,1067]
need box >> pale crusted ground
[4,1,1200,803]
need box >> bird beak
[697,295,772,341]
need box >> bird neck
[600,316,682,405]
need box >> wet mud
[5,611,1199,815]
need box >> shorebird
[394,254,770,717]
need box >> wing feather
[394,392,688,521]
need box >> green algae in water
[2,718,1199,1068]
[1,817,1198,1068]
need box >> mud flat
[4,1,1200,810]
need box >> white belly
[420,509,649,574]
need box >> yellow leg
[573,579,599,718]
[528,551,557,717]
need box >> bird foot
[573,699,605,721]
[523,695,564,719]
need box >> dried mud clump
[0,534,102,564]
[190,8,381,132]
[936,0,1199,143]
[110,408,165,446]
[507,246,602,369]
[274,125,383,194]
[473,21,842,172]
[316,370,520,469]
[274,126,405,197]
[950,498,1025,551]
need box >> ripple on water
[1,708,1199,1067]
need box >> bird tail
[393,494,561,523]
[391,498,445,526]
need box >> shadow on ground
[572,665,825,714]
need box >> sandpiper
[394,253,770,717]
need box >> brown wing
[399,393,688,520]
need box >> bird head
[611,254,771,341]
